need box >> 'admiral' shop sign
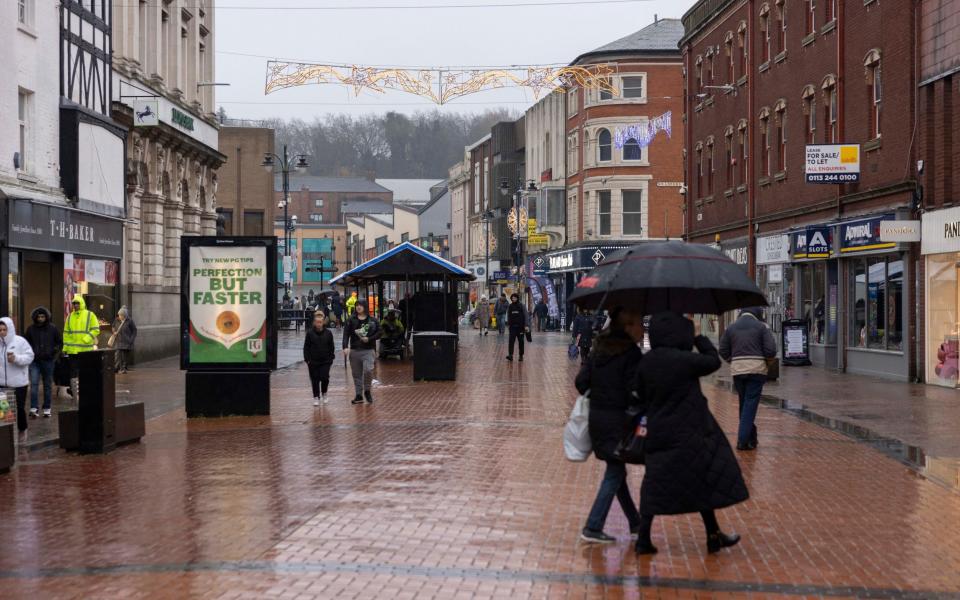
[839,215,897,254]
[7,199,123,260]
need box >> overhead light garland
[614,111,672,150]
[265,61,618,105]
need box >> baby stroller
[379,310,407,360]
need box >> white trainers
[43,409,51,418]
[321,395,329,404]
[29,408,39,418]
[313,398,320,407]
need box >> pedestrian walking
[331,294,343,327]
[345,291,358,318]
[62,295,100,399]
[475,296,490,336]
[494,294,509,335]
[23,307,61,418]
[633,312,747,555]
[505,293,529,362]
[0,317,35,433]
[572,308,596,364]
[343,299,381,405]
[719,307,777,451]
[574,308,646,543]
[109,307,138,374]
[304,312,335,406]
[534,299,549,332]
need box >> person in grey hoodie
[719,307,777,451]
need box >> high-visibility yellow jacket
[345,294,357,316]
[63,294,101,355]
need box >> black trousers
[636,510,719,543]
[508,327,525,357]
[308,362,332,397]
[11,386,28,432]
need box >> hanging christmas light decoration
[265,61,618,105]
[613,111,672,150]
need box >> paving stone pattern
[1,331,959,598]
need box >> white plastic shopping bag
[563,392,591,462]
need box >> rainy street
[1,331,959,599]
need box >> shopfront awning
[329,242,474,286]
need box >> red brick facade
[275,188,393,225]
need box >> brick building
[529,18,685,329]
[216,124,276,236]
[274,175,393,225]
[919,0,960,387]
[681,0,918,381]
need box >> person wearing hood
[110,306,138,374]
[303,311,335,406]
[574,307,646,543]
[719,307,777,451]
[633,311,748,555]
[23,307,62,417]
[63,295,101,398]
[0,317,36,432]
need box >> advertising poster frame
[180,236,278,372]
[781,319,812,366]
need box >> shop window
[598,190,611,236]
[926,254,959,386]
[8,253,21,329]
[598,129,612,162]
[800,263,826,344]
[622,190,643,236]
[851,256,903,350]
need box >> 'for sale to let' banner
[188,246,268,363]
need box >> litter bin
[413,332,458,381]
[76,349,117,454]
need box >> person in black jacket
[633,311,748,555]
[505,293,529,362]
[571,308,596,364]
[342,300,381,404]
[574,307,646,544]
[23,307,62,418]
[304,312,336,406]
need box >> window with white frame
[567,132,579,174]
[622,76,645,99]
[776,103,787,172]
[18,0,32,26]
[473,162,480,213]
[706,140,715,195]
[866,52,882,139]
[598,190,612,236]
[483,161,489,209]
[598,129,612,162]
[315,198,323,207]
[806,0,816,35]
[760,6,771,64]
[738,122,748,184]
[17,90,30,173]
[738,23,748,76]
[760,109,771,177]
[825,83,838,143]
[309,213,323,223]
[725,129,734,189]
[726,33,735,83]
[803,85,817,143]
[776,0,786,54]
[622,190,643,236]
[567,87,578,116]
[623,136,643,161]
[599,78,613,101]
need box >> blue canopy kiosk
[329,242,474,335]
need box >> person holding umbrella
[632,312,747,555]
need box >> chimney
[654,14,659,24]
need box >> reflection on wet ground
[2,331,960,598]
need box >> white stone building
[111,0,224,360]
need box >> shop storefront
[755,233,792,351]
[2,199,123,346]
[530,243,630,330]
[923,207,960,387]
[781,214,909,379]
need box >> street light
[481,210,493,298]
[498,177,538,302]
[262,145,309,294]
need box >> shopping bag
[563,392,591,462]
[612,414,646,465]
[567,344,579,360]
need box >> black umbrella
[568,241,767,314]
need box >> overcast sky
[214,0,698,121]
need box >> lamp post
[262,145,308,295]
[499,177,538,303]
[481,210,493,298]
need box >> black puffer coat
[575,330,642,461]
[636,312,749,515]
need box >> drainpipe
[747,0,757,278]
[837,2,847,373]
[684,45,692,241]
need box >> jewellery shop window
[927,253,960,386]
[850,255,903,351]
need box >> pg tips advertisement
[188,246,267,363]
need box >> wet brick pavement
[2,330,960,598]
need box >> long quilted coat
[636,312,749,516]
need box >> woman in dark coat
[574,308,646,544]
[634,311,748,555]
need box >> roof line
[330,241,471,285]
